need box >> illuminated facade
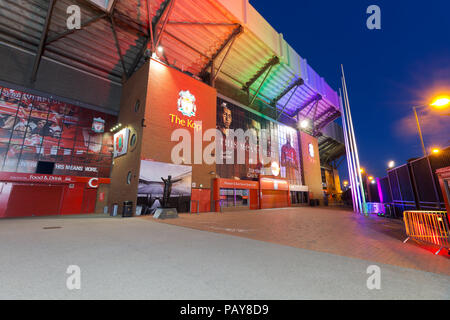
[0,0,344,217]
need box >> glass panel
[220,188,235,208]
[0,86,116,176]
[3,146,20,172]
[17,159,37,173]
[235,189,249,207]
[88,0,112,11]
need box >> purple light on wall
[376,177,384,203]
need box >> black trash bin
[309,199,316,207]
[122,201,133,217]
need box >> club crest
[92,117,105,133]
[177,90,197,117]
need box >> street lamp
[430,97,450,109]
[413,96,450,157]
[431,148,441,155]
[388,160,395,169]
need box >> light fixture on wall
[299,119,309,129]
[110,123,123,133]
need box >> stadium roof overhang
[0,0,341,133]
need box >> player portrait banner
[216,97,303,186]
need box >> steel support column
[313,107,335,127]
[243,56,279,92]
[314,111,341,136]
[249,64,275,106]
[272,78,304,106]
[154,0,177,51]
[164,31,210,59]
[276,84,300,120]
[291,94,321,118]
[110,16,128,81]
[46,14,107,44]
[201,25,243,81]
[30,0,57,83]
[127,0,175,78]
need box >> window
[134,100,140,113]
[130,133,137,148]
[0,86,116,177]
[88,0,115,11]
[219,188,250,208]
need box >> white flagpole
[339,89,359,212]
[341,65,367,214]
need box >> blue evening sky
[250,0,450,179]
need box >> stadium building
[0,0,345,217]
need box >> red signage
[0,172,110,185]
[259,176,289,191]
[215,178,259,190]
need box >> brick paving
[145,207,450,276]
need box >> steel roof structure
[0,0,348,169]
[0,0,341,132]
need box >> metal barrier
[190,200,200,215]
[403,211,450,255]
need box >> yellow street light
[359,168,365,174]
[431,148,441,155]
[413,94,449,157]
[430,97,450,109]
[368,176,374,181]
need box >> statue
[161,175,181,208]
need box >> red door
[81,188,98,214]
[4,184,64,218]
[191,189,211,213]
[260,190,289,209]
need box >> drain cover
[43,226,62,230]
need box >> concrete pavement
[151,207,450,276]
[0,213,448,299]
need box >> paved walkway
[0,211,448,299]
[147,207,450,276]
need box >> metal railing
[403,211,450,255]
